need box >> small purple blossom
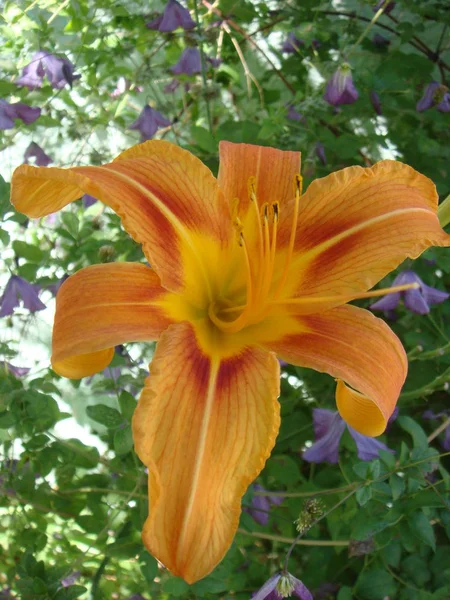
[253,572,313,600]
[370,270,449,315]
[170,48,202,76]
[315,142,327,165]
[1,362,30,377]
[417,82,450,113]
[46,274,69,297]
[370,91,382,115]
[244,484,284,526]
[164,79,180,93]
[82,194,98,208]
[129,105,171,141]
[374,1,395,13]
[24,142,52,167]
[324,64,359,106]
[281,33,304,54]
[61,571,80,587]
[146,0,195,32]
[372,33,391,48]
[0,100,41,130]
[16,50,80,90]
[0,275,46,317]
[286,105,303,122]
[303,409,394,464]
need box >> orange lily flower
[11,141,450,583]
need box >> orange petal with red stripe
[52,262,172,378]
[279,160,450,300]
[11,140,230,293]
[132,322,280,583]
[265,304,407,435]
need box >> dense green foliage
[1,1,450,599]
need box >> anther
[295,174,303,197]
[247,176,257,201]
[239,231,244,247]
[272,202,279,223]
[261,202,269,222]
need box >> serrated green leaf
[118,390,137,422]
[12,240,44,263]
[356,485,372,506]
[113,425,133,455]
[140,552,158,582]
[355,568,396,600]
[162,577,191,597]
[408,511,436,551]
[390,473,405,501]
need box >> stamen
[270,282,420,308]
[273,174,302,299]
[248,176,264,292]
[260,202,279,305]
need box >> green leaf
[113,425,133,455]
[61,212,80,239]
[140,552,158,582]
[356,485,372,506]
[162,577,191,597]
[408,511,436,551]
[86,404,123,428]
[12,240,44,263]
[355,568,396,600]
[398,416,428,449]
[390,474,405,501]
[118,390,137,422]
[191,126,217,153]
[337,587,353,600]
[353,462,370,479]
[53,585,87,600]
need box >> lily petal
[218,141,301,216]
[52,262,172,378]
[132,321,280,583]
[11,140,230,293]
[282,160,450,299]
[265,305,407,436]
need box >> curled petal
[265,305,407,436]
[132,322,280,582]
[51,262,172,378]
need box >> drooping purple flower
[253,572,313,600]
[61,571,80,587]
[164,79,180,93]
[370,270,449,315]
[24,142,52,167]
[324,64,359,106]
[437,91,450,113]
[16,50,80,90]
[129,105,171,141]
[281,33,304,54]
[0,100,41,130]
[417,82,450,113]
[207,56,222,68]
[146,0,195,32]
[245,484,284,526]
[303,409,394,464]
[374,0,395,13]
[315,142,327,165]
[46,274,69,297]
[170,48,202,76]
[0,275,46,317]
[286,105,303,122]
[82,194,98,208]
[372,33,391,48]
[370,91,382,115]
[1,361,30,377]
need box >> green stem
[346,4,387,59]
[193,0,213,134]
[438,193,450,228]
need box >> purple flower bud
[374,0,395,13]
[372,33,390,48]
[146,0,195,32]
[164,79,180,93]
[286,105,303,122]
[24,142,52,167]
[315,142,327,165]
[16,51,80,90]
[281,33,304,54]
[207,56,222,68]
[324,64,359,106]
[82,194,98,208]
[61,572,80,587]
[245,484,284,526]
[0,275,46,317]
[303,409,394,464]
[437,91,450,113]
[370,270,449,315]
[0,100,41,130]
[129,105,171,141]
[1,362,30,377]
[170,48,202,76]
[416,82,441,112]
[370,91,382,115]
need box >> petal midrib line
[175,356,220,562]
